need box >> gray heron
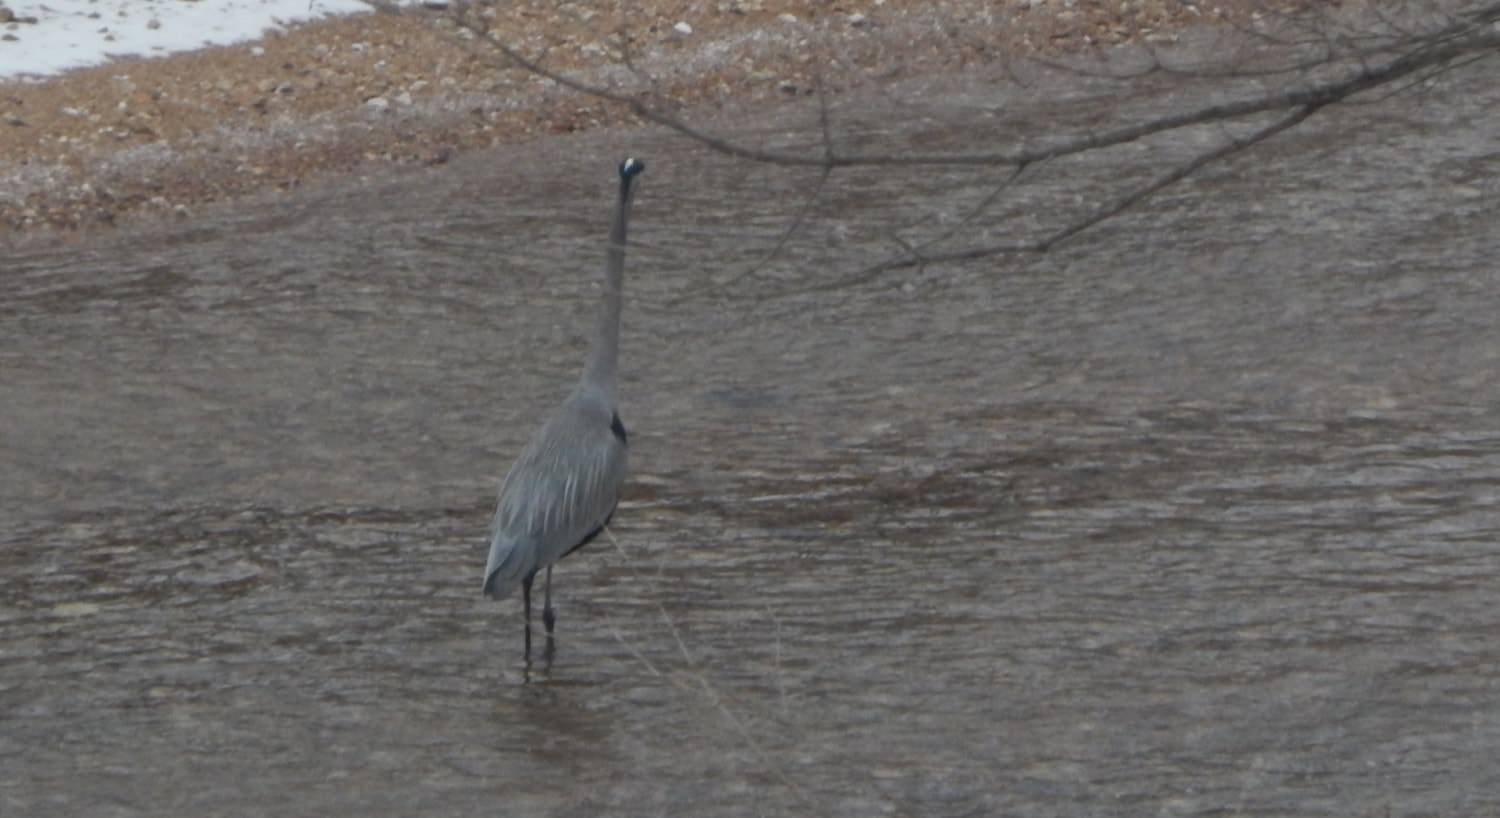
[483,157,645,657]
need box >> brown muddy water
[3,28,1500,818]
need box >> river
[3,24,1498,817]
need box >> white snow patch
[0,0,385,80]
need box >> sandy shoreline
[0,0,1277,234]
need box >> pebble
[363,96,391,112]
[0,7,36,24]
[673,21,693,35]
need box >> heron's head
[619,157,646,180]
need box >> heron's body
[482,384,627,599]
[483,157,644,656]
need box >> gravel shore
[0,0,1285,233]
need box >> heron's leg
[521,573,535,657]
[542,565,557,635]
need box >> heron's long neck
[580,179,634,401]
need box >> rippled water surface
[3,29,1499,817]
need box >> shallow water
[3,26,1500,817]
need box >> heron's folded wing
[489,407,627,575]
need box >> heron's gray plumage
[482,158,644,647]
[483,385,627,599]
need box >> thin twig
[766,605,789,715]
[786,104,1319,295]
[679,166,833,304]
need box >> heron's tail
[482,533,531,599]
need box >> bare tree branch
[875,164,1030,275]
[678,165,834,304]
[448,2,1499,170]
[401,0,1499,302]
[776,103,1312,296]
